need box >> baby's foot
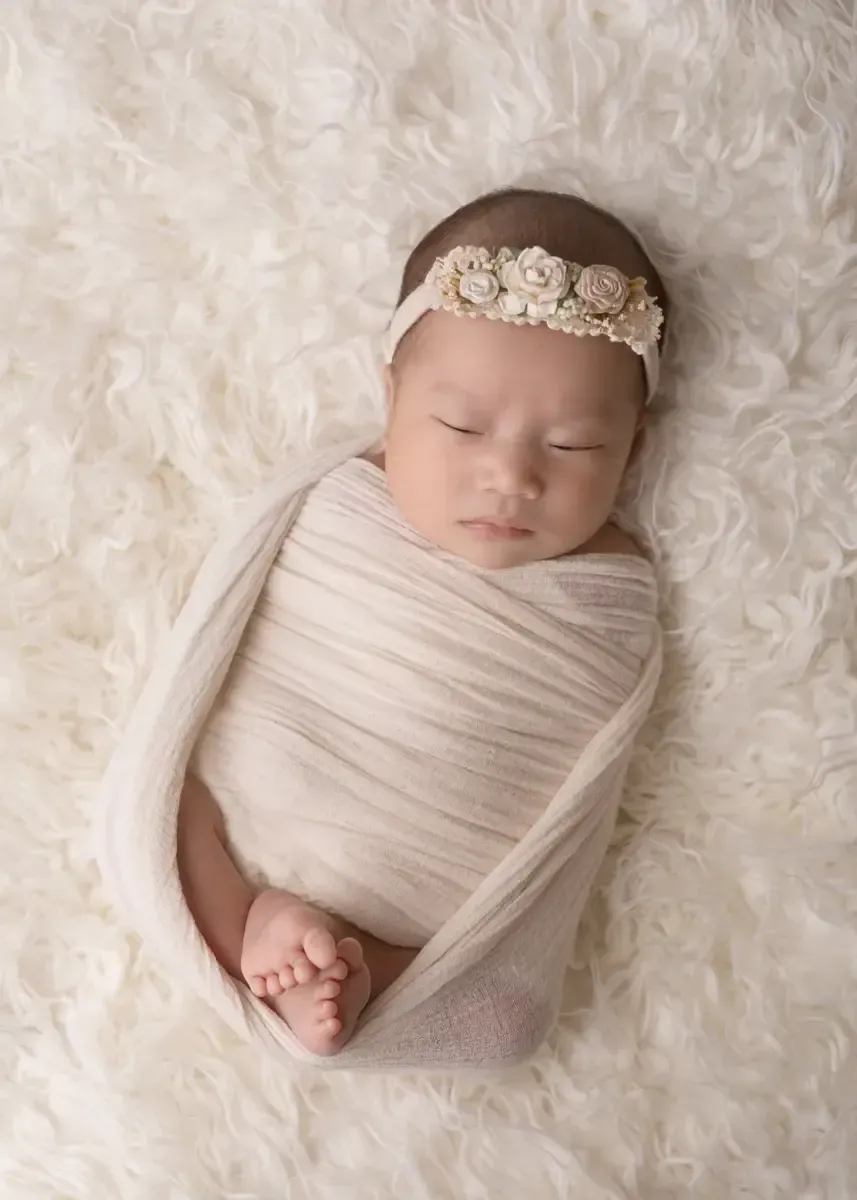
[240,888,340,998]
[271,936,371,1055]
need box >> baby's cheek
[388,444,452,536]
[439,451,469,502]
[550,463,613,531]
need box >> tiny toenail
[318,1000,337,1019]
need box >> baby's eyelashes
[436,418,481,436]
[435,417,602,453]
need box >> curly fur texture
[2,0,856,1195]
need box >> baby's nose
[487,446,543,499]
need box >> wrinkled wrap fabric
[97,436,662,1071]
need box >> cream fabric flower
[498,247,570,315]
[458,269,500,305]
[497,290,527,317]
[575,265,629,314]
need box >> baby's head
[382,188,669,569]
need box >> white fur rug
[4,1,857,1195]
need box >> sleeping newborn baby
[175,186,667,1059]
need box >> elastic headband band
[384,245,664,403]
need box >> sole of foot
[241,889,341,998]
[271,937,371,1055]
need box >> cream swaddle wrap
[97,436,662,1071]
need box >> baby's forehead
[426,378,623,425]
[409,311,643,409]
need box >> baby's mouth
[462,519,533,540]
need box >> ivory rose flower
[575,265,629,314]
[457,269,500,305]
[497,247,570,318]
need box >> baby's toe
[278,965,297,990]
[266,973,284,996]
[320,1016,342,1038]
[317,978,341,1000]
[303,927,338,970]
[318,999,338,1020]
[335,937,364,971]
[248,975,267,998]
[291,954,317,985]
[323,959,349,983]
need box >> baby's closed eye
[435,417,602,452]
[436,418,481,436]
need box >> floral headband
[384,245,665,403]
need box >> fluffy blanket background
[3,1,856,1196]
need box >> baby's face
[383,310,644,569]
